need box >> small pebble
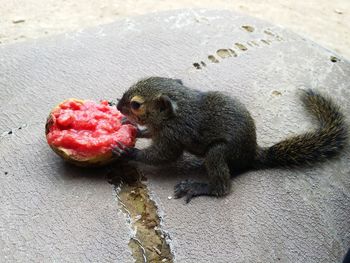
[167,196,172,200]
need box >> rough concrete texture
[0,9,349,263]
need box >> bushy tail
[255,89,348,168]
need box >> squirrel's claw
[108,98,121,107]
[121,116,133,125]
[112,142,139,160]
[108,101,117,107]
[174,179,210,203]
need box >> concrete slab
[1,9,349,263]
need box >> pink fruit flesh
[46,99,137,159]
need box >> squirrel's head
[117,77,183,126]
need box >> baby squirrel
[114,77,348,203]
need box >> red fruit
[46,99,137,166]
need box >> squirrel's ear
[157,95,177,115]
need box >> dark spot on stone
[261,39,270,45]
[8,130,13,135]
[208,55,219,63]
[193,63,201,69]
[4,172,8,175]
[242,25,254,32]
[330,56,339,63]
[264,30,275,36]
[228,49,237,57]
[235,43,248,51]
[200,61,206,67]
[275,35,284,41]
[216,49,232,58]
[12,19,25,24]
[272,90,282,96]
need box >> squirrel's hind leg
[174,143,231,203]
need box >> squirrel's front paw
[136,128,150,138]
[112,142,139,160]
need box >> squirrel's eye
[130,101,141,110]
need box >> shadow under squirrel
[113,77,348,203]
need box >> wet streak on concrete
[108,163,173,263]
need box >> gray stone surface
[1,9,349,263]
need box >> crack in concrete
[108,163,173,263]
[1,124,27,137]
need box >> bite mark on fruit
[108,163,174,263]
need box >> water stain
[108,163,173,263]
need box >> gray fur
[116,77,348,203]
